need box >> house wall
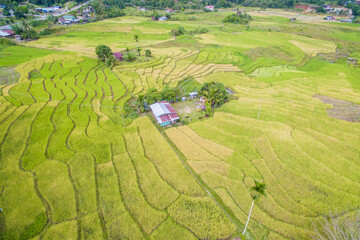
[161,121,170,126]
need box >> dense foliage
[143,87,181,105]
[199,81,228,107]
[127,86,181,115]
[95,44,116,67]
[171,26,186,36]
[12,21,39,40]
[223,13,252,24]
[91,0,126,19]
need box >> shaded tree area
[223,12,252,24]
[95,44,116,67]
[124,86,181,119]
[91,0,126,19]
[199,81,228,107]
[12,21,39,40]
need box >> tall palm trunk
[242,200,254,235]
[137,41,139,57]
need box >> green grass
[0,46,55,66]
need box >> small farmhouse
[0,31,10,38]
[189,91,198,99]
[64,15,75,21]
[113,52,123,61]
[205,5,215,11]
[150,101,179,126]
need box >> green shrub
[223,13,252,24]
[0,38,17,46]
[171,26,186,36]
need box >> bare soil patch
[314,95,360,122]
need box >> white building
[150,101,179,126]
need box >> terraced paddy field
[1,8,360,240]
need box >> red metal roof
[165,103,176,113]
[113,52,123,58]
[169,113,179,119]
[160,114,171,122]
[3,29,14,35]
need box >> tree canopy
[95,45,116,67]
[199,81,228,107]
[95,45,112,61]
[223,13,252,24]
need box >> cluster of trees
[95,45,116,67]
[133,81,228,114]
[136,87,181,112]
[199,81,228,107]
[12,21,39,40]
[223,12,252,24]
[170,26,209,36]
[91,0,126,19]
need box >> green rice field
[0,7,360,240]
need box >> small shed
[159,17,168,21]
[181,97,187,102]
[113,52,123,61]
[205,5,215,11]
[189,91,198,99]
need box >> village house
[166,8,174,13]
[35,7,58,13]
[64,15,75,21]
[58,15,79,25]
[1,29,14,37]
[324,16,336,20]
[0,31,10,38]
[113,52,123,61]
[158,16,168,21]
[332,7,352,15]
[150,101,179,127]
[205,5,215,11]
[189,91,198,99]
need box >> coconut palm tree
[134,34,139,57]
[242,180,267,235]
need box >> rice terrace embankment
[0,6,360,240]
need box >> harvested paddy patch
[314,95,360,122]
[0,67,19,85]
[289,40,336,57]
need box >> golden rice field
[1,8,360,240]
